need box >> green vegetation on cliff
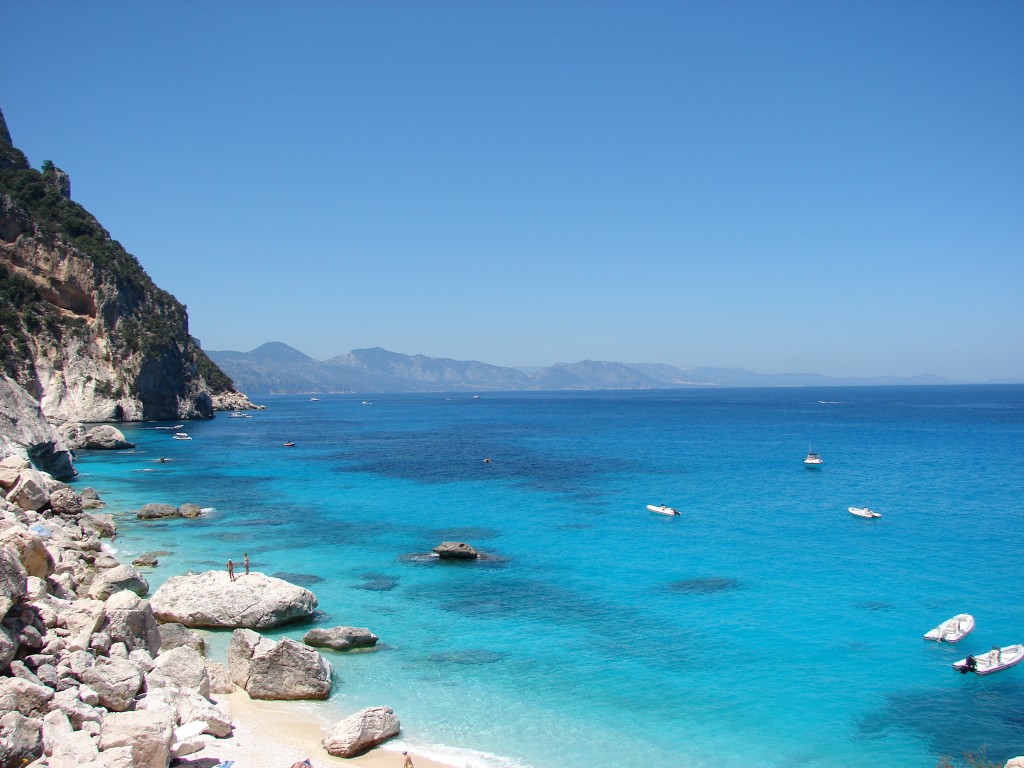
[194,345,235,394]
[0,107,238,412]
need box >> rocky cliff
[0,108,248,423]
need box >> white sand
[179,690,457,768]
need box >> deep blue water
[71,386,1024,768]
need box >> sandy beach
[182,690,457,768]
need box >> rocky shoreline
[0,456,405,767]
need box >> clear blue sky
[3,1,1022,380]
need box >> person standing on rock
[227,559,236,582]
[243,552,250,575]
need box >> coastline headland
[0,453,460,768]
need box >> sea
[70,385,1024,768]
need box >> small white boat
[924,614,975,643]
[804,451,824,466]
[228,411,251,418]
[953,644,1024,675]
[849,506,881,519]
[647,504,680,516]
[310,397,320,402]
[172,432,191,441]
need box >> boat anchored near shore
[172,432,191,441]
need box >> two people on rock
[227,552,251,582]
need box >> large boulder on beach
[227,628,332,700]
[98,709,174,768]
[304,626,379,651]
[149,571,317,629]
[432,541,479,559]
[322,706,401,757]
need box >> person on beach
[243,552,250,575]
[402,752,414,768]
[227,559,236,582]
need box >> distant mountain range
[205,343,959,395]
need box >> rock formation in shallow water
[432,541,479,560]
[149,571,318,629]
[227,629,332,700]
[304,626,379,651]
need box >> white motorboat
[924,613,975,643]
[172,432,191,440]
[849,506,881,519]
[804,451,824,466]
[647,504,680,516]
[310,397,320,401]
[228,411,251,418]
[952,644,1024,675]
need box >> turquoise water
[72,386,1024,768]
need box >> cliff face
[0,108,240,422]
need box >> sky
[2,1,1022,381]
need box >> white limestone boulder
[205,660,235,694]
[78,656,144,712]
[0,676,54,717]
[0,545,27,616]
[0,710,43,766]
[304,625,379,651]
[322,706,401,757]
[102,590,161,656]
[79,425,135,451]
[98,709,174,768]
[7,472,50,512]
[227,628,332,700]
[157,622,205,654]
[0,525,55,578]
[42,709,75,756]
[150,570,317,629]
[148,645,210,697]
[175,687,233,737]
[78,745,136,768]
[88,563,149,600]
